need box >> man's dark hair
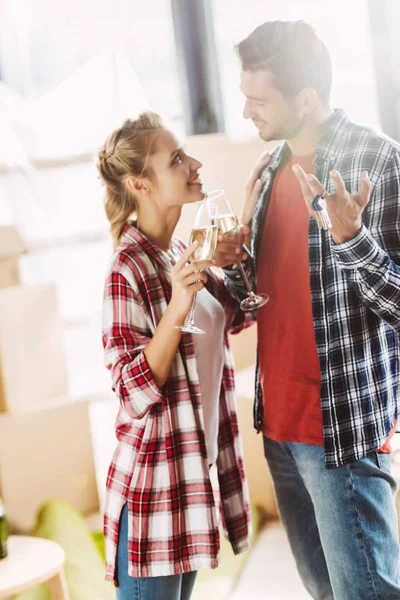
[236,20,332,103]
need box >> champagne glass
[175,200,218,335]
[207,189,269,311]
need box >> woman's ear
[126,176,150,197]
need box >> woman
[97,111,253,600]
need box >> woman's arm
[103,244,213,418]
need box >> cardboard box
[235,365,278,519]
[236,393,278,518]
[0,226,26,288]
[229,325,257,372]
[0,284,68,413]
[0,397,99,531]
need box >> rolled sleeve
[103,271,164,420]
[331,225,386,272]
[118,350,163,419]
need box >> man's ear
[295,87,319,116]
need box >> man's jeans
[116,503,197,600]
[263,436,400,599]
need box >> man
[217,20,400,599]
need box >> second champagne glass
[175,200,218,335]
[207,189,269,311]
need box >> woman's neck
[136,206,182,251]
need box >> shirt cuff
[231,538,251,555]
[331,224,386,271]
[223,264,242,281]
[135,351,164,401]
[121,351,164,419]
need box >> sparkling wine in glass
[207,189,269,311]
[175,201,218,335]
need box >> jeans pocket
[375,452,392,475]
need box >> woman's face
[146,129,205,208]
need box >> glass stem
[237,262,254,296]
[185,293,197,325]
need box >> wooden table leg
[47,569,70,600]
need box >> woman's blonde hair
[97,111,163,246]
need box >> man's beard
[259,114,305,142]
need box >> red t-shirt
[257,153,323,444]
[256,153,397,451]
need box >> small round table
[0,536,69,599]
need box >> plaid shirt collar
[120,221,174,271]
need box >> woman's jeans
[116,503,197,600]
[263,436,400,600]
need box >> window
[0,0,184,396]
[0,0,183,133]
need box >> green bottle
[0,497,8,559]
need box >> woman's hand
[169,242,214,320]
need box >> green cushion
[91,530,106,562]
[14,501,115,600]
[14,501,264,600]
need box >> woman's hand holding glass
[169,242,214,324]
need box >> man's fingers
[329,170,347,197]
[292,164,314,201]
[216,236,242,252]
[214,249,247,267]
[357,171,371,206]
[305,173,326,198]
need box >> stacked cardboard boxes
[0,226,99,531]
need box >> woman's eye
[173,154,183,164]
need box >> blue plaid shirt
[225,109,400,468]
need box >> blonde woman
[97,112,253,600]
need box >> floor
[229,521,311,600]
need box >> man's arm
[223,254,255,304]
[216,152,271,302]
[293,153,400,334]
[330,155,400,334]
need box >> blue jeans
[263,436,400,600]
[116,503,197,600]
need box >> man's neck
[287,106,335,157]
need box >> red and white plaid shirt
[102,223,253,580]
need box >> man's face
[240,69,304,141]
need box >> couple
[98,20,400,600]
